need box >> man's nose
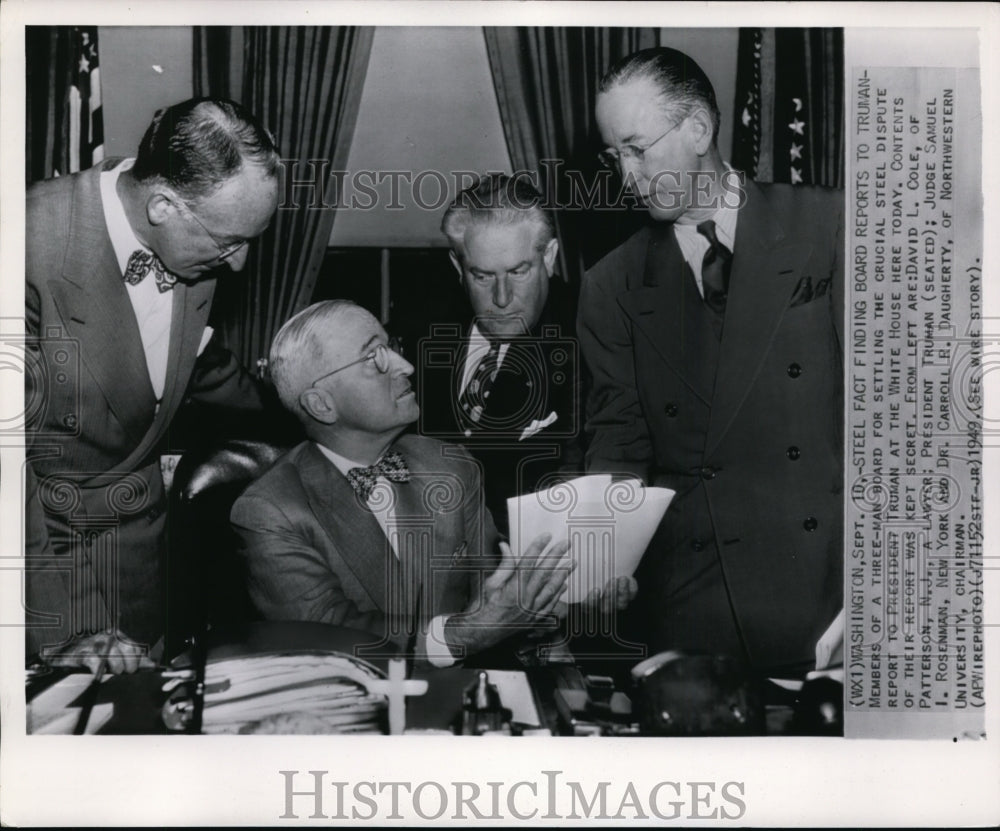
[392,351,415,376]
[225,243,250,272]
[492,275,513,308]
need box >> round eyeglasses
[598,117,684,171]
[179,201,250,261]
[310,338,404,387]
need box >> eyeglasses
[310,338,403,386]
[598,117,684,170]
[179,201,250,261]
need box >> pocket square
[789,275,831,308]
[197,325,215,357]
[518,411,559,441]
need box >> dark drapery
[732,28,844,188]
[194,26,374,369]
[26,26,104,184]
[483,27,660,283]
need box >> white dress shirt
[99,158,173,401]
[314,442,455,667]
[672,166,740,297]
[458,323,510,397]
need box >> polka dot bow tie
[123,249,177,293]
[346,451,411,502]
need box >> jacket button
[803,516,818,532]
[691,539,705,552]
[786,446,801,460]
[787,363,802,378]
[62,414,77,428]
[664,404,678,417]
[700,466,716,481]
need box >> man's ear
[299,386,339,425]
[448,249,463,281]
[687,108,715,157]
[146,192,176,227]
[543,236,560,277]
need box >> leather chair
[166,439,289,659]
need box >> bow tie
[346,451,411,502]
[124,249,177,293]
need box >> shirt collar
[672,163,739,251]
[99,158,148,275]
[314,442,372,478]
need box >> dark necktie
[123,249,177,293]
[346,451,411,502]
[458,341,501,426]
[697,220,732,314]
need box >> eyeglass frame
[176,198,251,261]
[309,338,404,387]
[597,114,687,171]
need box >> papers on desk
[201,652,388,734]
[507,474,674,603]
[27,673,114,734]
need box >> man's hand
[445,532,575,656]
[582,575,638,613]
[47,630,145,675]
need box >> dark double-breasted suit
[24,160,262,656]
[230,434,500,653]
[413,293,584,534]
[579,181,844,675]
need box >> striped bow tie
[346,451,411,502]
[124,249,177,293]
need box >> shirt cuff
[425,615,456,668]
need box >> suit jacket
[24,160,262,656]
[578,181,844,675]
[413,288,584,533]
[230,434,500,656]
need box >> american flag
[66,27,104,173]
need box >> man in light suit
[25,98,279,673]
[232,301,573,664]
[415,174,583,534]
[579,48,843,676]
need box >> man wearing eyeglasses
[231,300,575,665]
[25,97,280,675]
[579,47,844,676]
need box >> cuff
[425,615,456,668]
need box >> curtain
[26,26,105,184]
[732,28,844,188]
[194,26,374,369]
[483,27,660,283]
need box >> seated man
[414,174,583,533]
[231,300,573,664]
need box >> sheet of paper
[507,475,674,602]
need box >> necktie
[346,451,411,502]
[123,249,177,293]
[697,220,732,314]
[458,341,501,426]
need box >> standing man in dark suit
[25,98,279,673]
[579,48,843,676]
[232,300,573,664]
[416,174,583,534]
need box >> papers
[27,673,114,735]
[507,474,674,603]
[200,652,389,734]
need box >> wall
[98,26,193,157]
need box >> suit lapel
[617,223,716,405]
[706,182,812,455]
[49,164,157,445]
[297,443,395,612]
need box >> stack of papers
[201,652,387,734]
[508,474,674,602]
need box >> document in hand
[507,475,674,603]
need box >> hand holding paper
[507,475,674,603]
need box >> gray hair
[441,173,555,261]
[599,47,721,144]
[268,300,359,422]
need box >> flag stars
[789,143,803,161]
[788,117,805,136]
[79,54,90,73]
